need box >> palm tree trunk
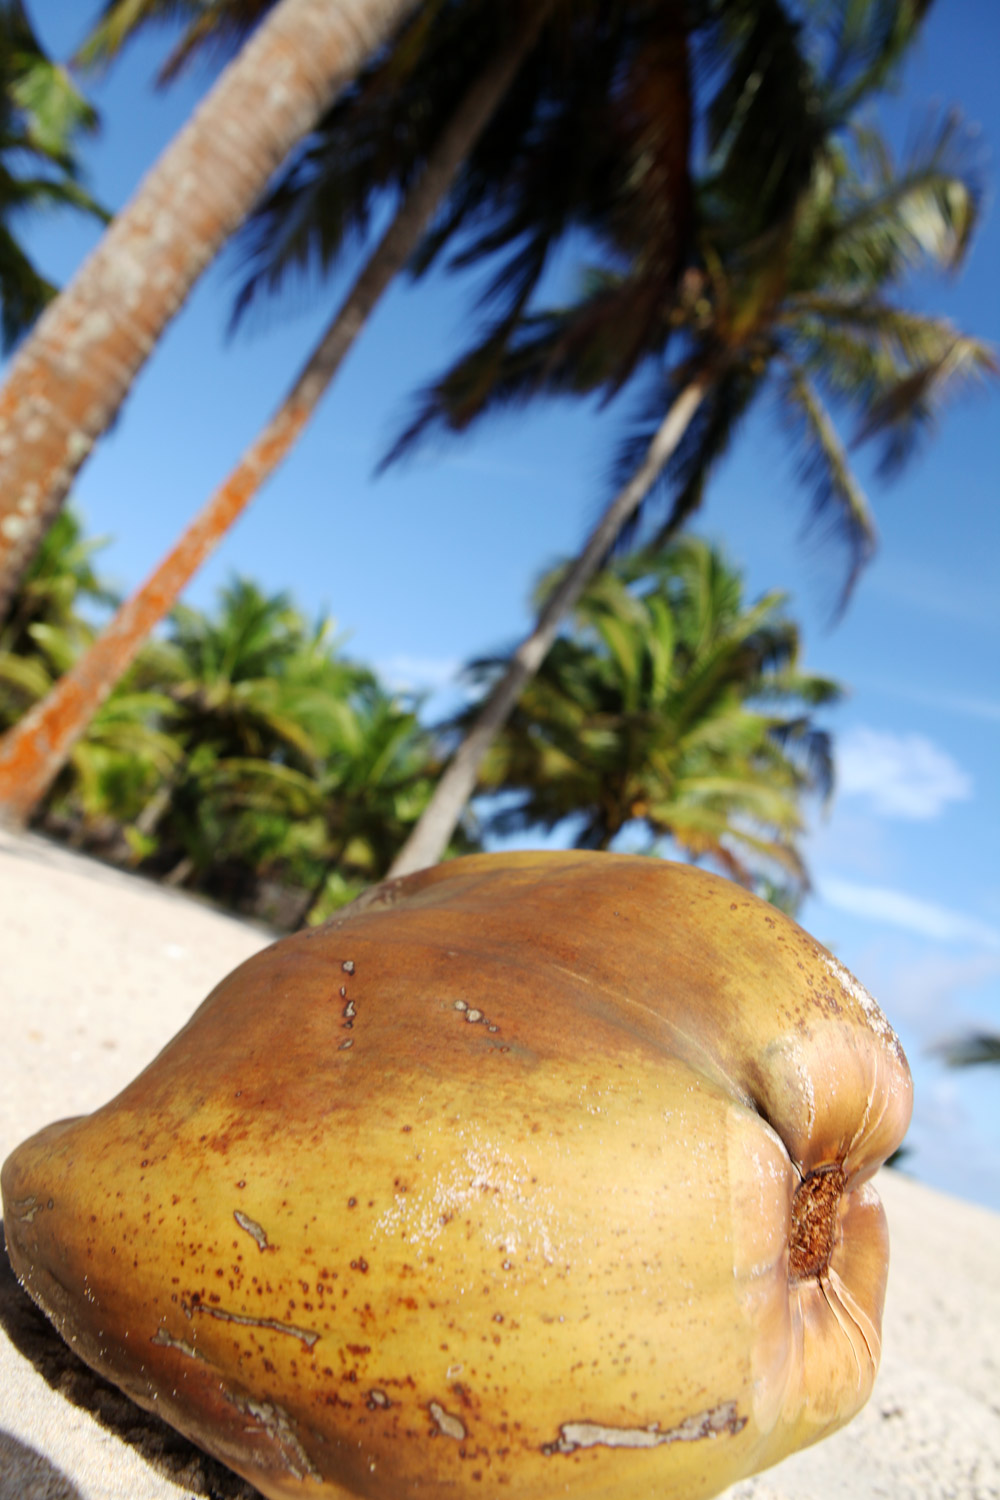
[132,774,179,840]
[0,17,546,829]
[0,0,422,621]
[294,831,354,930]
[387,375,710,879]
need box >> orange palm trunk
[0,16,547,827]
[0,404,312,825]
[0,0,420,620]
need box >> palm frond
[701,0,826,238]
[826,111,984,284]
[0,7,106,347]
[852,334,998,477]
[9,53,99,166]
[935,1032,1000,1069]
[766,716,835,803]
[76,0,271,82]
[775,360,877,608]
[821,0,934,116]
[380,279,655,468]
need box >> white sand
[1,828,998,1500]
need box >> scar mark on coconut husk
[151,1325,203,1360]
[452,998,499,1033]
[233,1209,272,1251]
[224,1393,322,1481]
[185,1301,319,1348]
[429,1400,466,1440]
[542,1400,746,1455]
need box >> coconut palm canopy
[388,112,993,604]
[85,0,702,337]
[458,539,840,904]
[121,577,435,903]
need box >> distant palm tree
[459,539,838,904]
[216,679,456,925]
[123,578,362,883]
[292,683,447,922]
[0,0,422,616]
[0,0,105,348]
[129,582,458,918]
[386,112,995,878]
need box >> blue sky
[15,3,1000,1209]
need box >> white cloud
[820,875,1000,950]
[837,726,973,819]
[866,680,1000,723]
[376,654,462,694]
[872,558,1000,631]
[929,693,1000,724]
[878,951,1000,1033]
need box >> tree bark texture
[387,376,709,878]
[0,11,548,827]
[0,0,422,620]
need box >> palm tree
[0,0,105,348]
[0,2,552,827]
[385,110,995,878]
[0,507,120,745]
[36,684,182,849]
[122,578,360,884]
[128,583,459,920]
[936,1034,1000,1069]
[457,539,839,905]
[0,0,423,617]
[82,0,700,334]
[0,0,886,830]
[0,0,954,835]
[215,679,460,925]
[288,683,445,923]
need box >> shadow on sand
[0,1430,84,1500]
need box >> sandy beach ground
[1,828,998,1500]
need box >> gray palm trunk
[0,0,425,620]
[387,375,709,878]
[0,11,546,828]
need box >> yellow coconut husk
[2,852,912,1500]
